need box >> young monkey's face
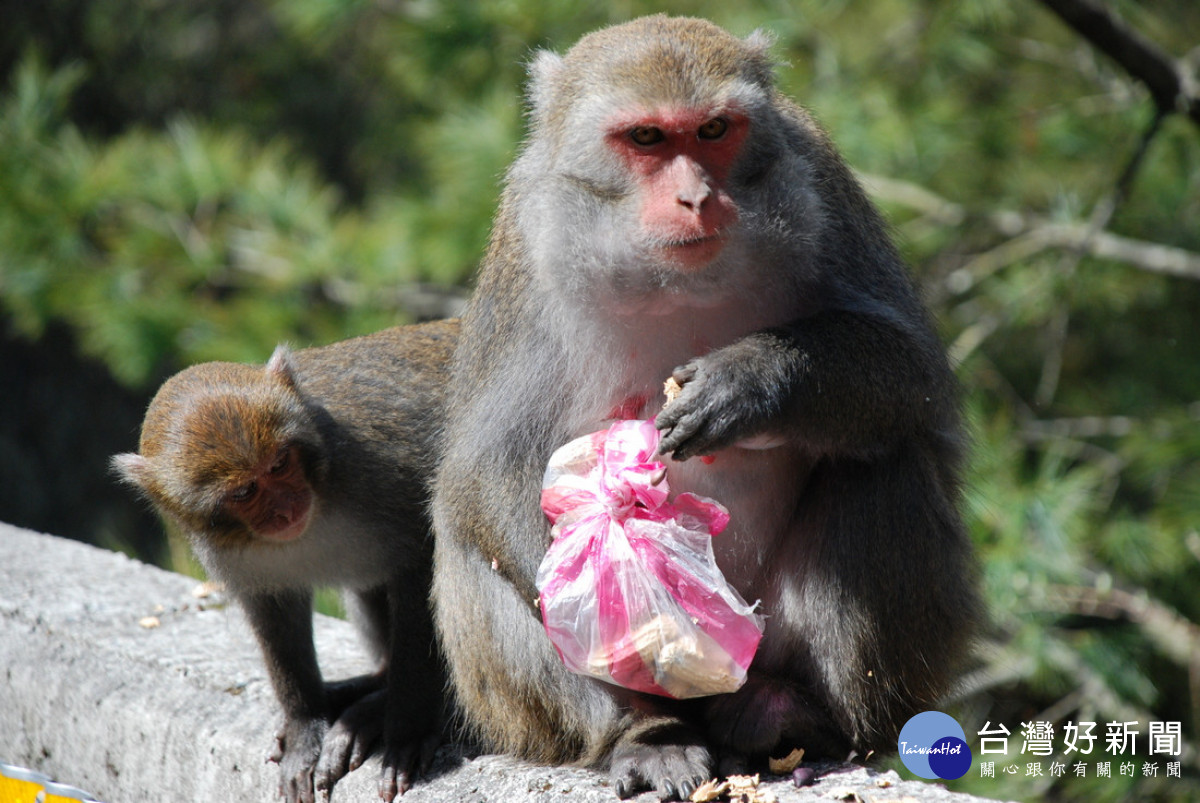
[221,443,313,542]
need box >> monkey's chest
[210,512,400,592]
[663,445,804,593]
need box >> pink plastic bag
[536,419,764,699]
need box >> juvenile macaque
[430,16,978,800]
[113,319,457,803]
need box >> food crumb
[768,747,805,774]
[663,377,683,406]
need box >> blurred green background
[1,1,1197,799]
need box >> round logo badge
[897,711,972,780]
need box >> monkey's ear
[111,453,152,489]
[526,49,565,121]
[266,345,300,389]
[744,29,776,52]
[742,30,778,85]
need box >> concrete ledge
[0,522,1001,802]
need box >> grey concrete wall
[0,522,1003,802]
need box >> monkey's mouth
[666,234,719,247]
[658,234,725,268]
[257,502,313,542]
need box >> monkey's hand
[656,332,803,461]
[269,716,326,803]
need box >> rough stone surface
[0,522,1005,802]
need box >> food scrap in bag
[536,418,763,699]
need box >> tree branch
[1043,583,1200,669]
[856,171,1200,286]
[1037,0,1200,127]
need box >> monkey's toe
[610,740,712,801]
[378,754,414,802]
[316,689,385,796]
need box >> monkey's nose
[670,156,712,213]
[676,184,711,213]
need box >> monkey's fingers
[670,364,698,386]
[657,400,728,461]
[656,411,710,462]
[662,365,696,408]
[657,354,774,460]
[655,369,696,457]
[656,362,725,460]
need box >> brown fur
[114,319,458,803]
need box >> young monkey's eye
[629,126,665,146]
[229,481,257,503]
[697,117,728,140]
[268,448,290,474]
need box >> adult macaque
[430,16,978,801]
[113,319,457,803]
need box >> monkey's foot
[704,675,798,757]
[315,689,385,800]
[609,720,712,801]
[705,676,851,760]
[378,730,442,802]
[323,671,386,722]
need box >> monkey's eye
[629,126,665,147]
[229,481,258,504]
[268,448,291,475]
[697,118,728,140]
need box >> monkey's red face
[223,444,313,542]
[606,109,746,269]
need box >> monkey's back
[288,319,458,522]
